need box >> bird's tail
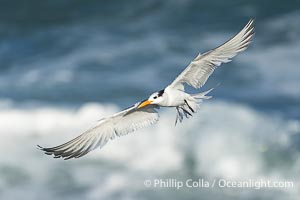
[188,87,214,111]
[191,87,214,100]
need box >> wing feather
[170,18,254,90]
[38,103,159,160]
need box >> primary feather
[170,18,254,90]
[38,103,159,160]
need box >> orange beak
[137,100,152,109]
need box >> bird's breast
[161,89,187,107]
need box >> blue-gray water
[0,0,299,200]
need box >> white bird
[39,19,254,159]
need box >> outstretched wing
[38,103,159,160]
[169,19,254,90]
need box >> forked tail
[191,87,214,100]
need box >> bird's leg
[175,106,183,125]
[175,105,194,125]
[175,107,179,126]
[175,112,178,126]
[184,99,195,113]
[180,106,192,118]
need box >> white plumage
[38,104,159,159]
[39,19,254,159]
[170,19,254,90]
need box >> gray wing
[38,103,159,160]
[169,19,254,90]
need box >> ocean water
[0,0,300,200]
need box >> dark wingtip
[37,145,78,160]
[54,155,61,159]
[37,145,59,159]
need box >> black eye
[153,96,157,99]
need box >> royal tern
[39,19,254,159]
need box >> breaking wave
[0,100,299,200]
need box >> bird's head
[137,89,165,108]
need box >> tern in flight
[39,19,254,159]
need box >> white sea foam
[0,100,298,172]
[0,100,299,199]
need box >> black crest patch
[158,89,165,97]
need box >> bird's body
[154,87,188,107]
[39,19,255,159]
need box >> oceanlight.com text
[143,178,294,190]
